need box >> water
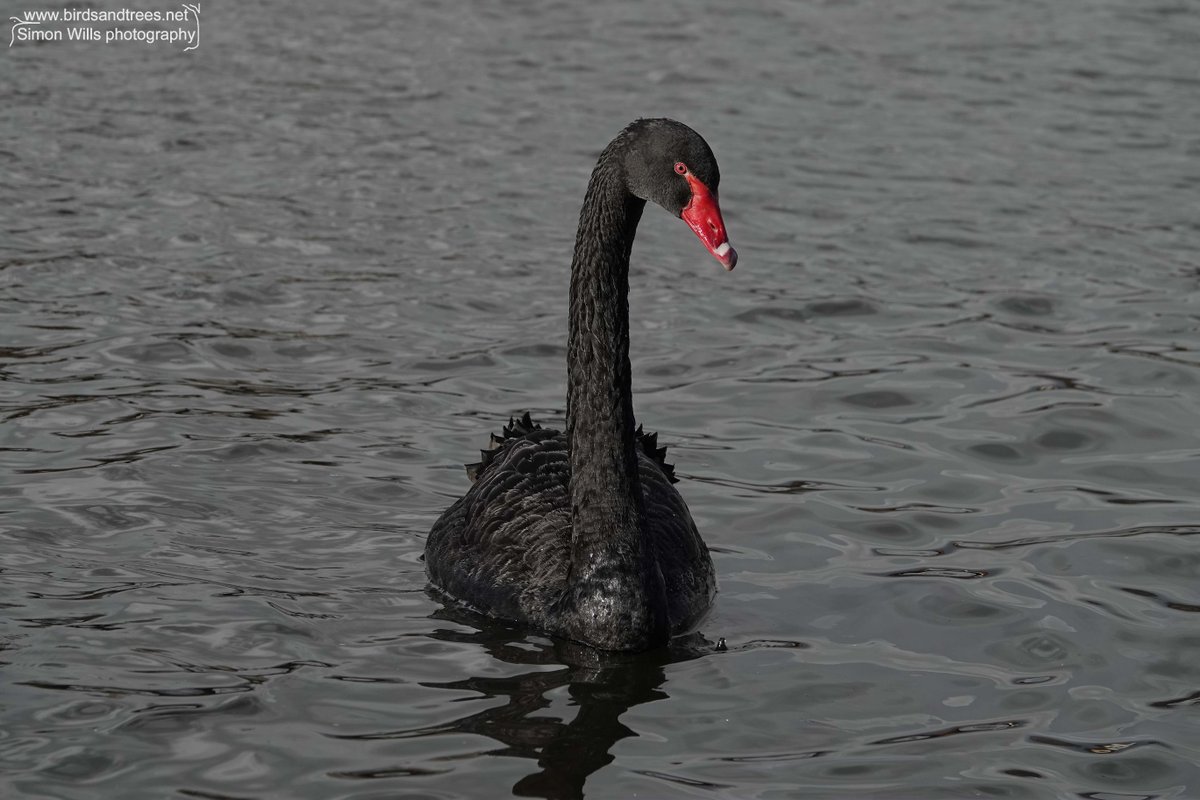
[3,0,1199,797]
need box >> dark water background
[4,1,1200,797]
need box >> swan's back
[425,415,714,636]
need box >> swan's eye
[674,162,688,175]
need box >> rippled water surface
[4,1,1200,797]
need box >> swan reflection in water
[383,606,717,800]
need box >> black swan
[425,118,737,651]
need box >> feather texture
[427,416,713,646]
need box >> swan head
[620,118,738,271]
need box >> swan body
[425,119,736,652]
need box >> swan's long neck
[563,149,667,648]
[567,156,644,521]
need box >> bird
[425,118,737,651]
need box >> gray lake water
[3,1,1200,798]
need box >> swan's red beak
[681,174,737,271]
